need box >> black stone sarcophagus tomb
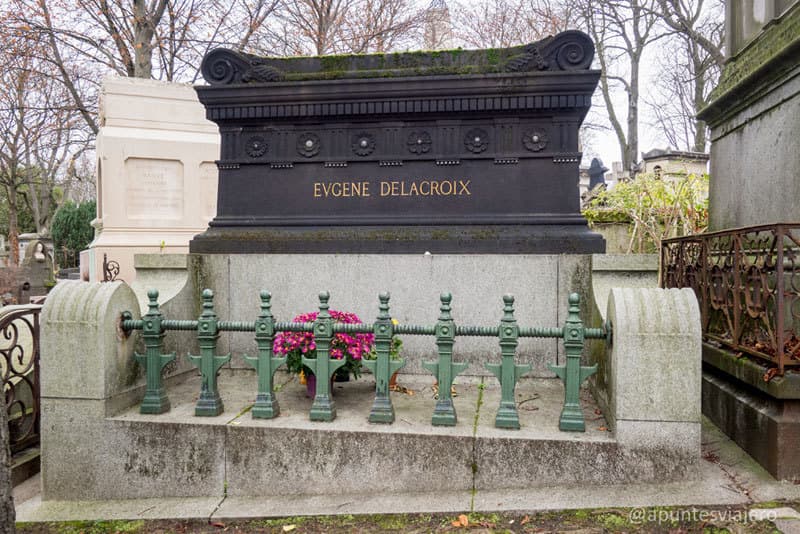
[191,31,604,253]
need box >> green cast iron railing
[122,289,609,432]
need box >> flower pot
[334,367,350,382]
[305,373,334,398]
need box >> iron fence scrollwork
[0,305,42,454]
[661,223,800,374]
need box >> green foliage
[0,188,36,237]
[364,334,403,361]
[50,200,96,267]
[29,519,146,534]
[582,173,709,253]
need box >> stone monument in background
[699,1,799,229]
[83,77,219,283]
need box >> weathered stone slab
[703,367,800,481]
[40,281,141,404]
[40,398,226,501]
[188,253,594,377]
[601,287,701,462]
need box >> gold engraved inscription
[314,181,371,198]
[313,179,471,198]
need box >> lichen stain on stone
[121,427,213,481]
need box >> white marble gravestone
[85,76,219,282]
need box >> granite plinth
[189,225,605,254]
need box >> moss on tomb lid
[200,30,596,86]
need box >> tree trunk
[626,56,640,174]
[132,0,169,78]
[692,47,708,153]
[6,185,20,266]
[133,0,154,78]
[0,391,16,533]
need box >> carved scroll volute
[201,48,285,85]
[504,30,595,73]
[543,30,595,71]
[202,48,248,85]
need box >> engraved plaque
[125,158,184,220]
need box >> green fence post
[303,292,346,421]
[134,289,176,414]
[548,293,597,431]
[243,290,286,419]
[423,293,468,426]
[362,293,406,424]
[485,295,531,429]
[188,289,231,416]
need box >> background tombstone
[17,239,54,303]
[699,2,799,229]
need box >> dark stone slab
[702,359,800,481]
[190,225,604,254]
[704,342,800,400]
[192,31,603,254]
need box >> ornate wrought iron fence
[0,305,42,454]
[122,289,609,432]
[661,223,800,374]
[102,253,121,282]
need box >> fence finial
[202,288,214,315]
[147,289,160,315]
[260,290,273,319]
[378,292,391,320]
[318,291,330,318]
[502,294,515,322]
[439,292,453,321]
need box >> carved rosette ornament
[352,132,376,156]
[523,130,548,152]
[464,129,489,153]
[296,133,321,158]
[245,136,267,158]
[407,131,432,154]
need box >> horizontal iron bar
[162,320,200,331]
[124,315,608,339]
[704,333,800,367]
[394,324,437,336]
[519,326,562,338]
[274,321,315,332]
[662,222,800,243]
[332,323,374,334]
[122,319,143,331]
[585,328,607,339]
[218,321,256,332]
[456,325,500,336]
